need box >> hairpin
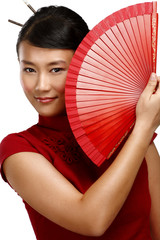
[23,0,36,13]
[8,0,36,27]
[8,19,23,27]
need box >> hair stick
[8,19,23,27]
[23,0,36,13]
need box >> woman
[0,5,160,240]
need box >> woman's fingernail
[150,73,156,80]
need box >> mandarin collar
[38,114,71,132]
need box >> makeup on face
[18,41,74,117]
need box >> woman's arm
[146,142,160,240]
[3,73,160,237]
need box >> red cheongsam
[0,115,154,239]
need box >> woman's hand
[135,73,160,133]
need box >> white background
[0,0,160,239]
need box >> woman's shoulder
[0,122,41,149]
[0,125,38,153]
[0,127,39,181]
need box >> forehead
[18,41,74,64]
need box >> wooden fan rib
[129,16,150,77]
[96,13,153,84]
[66,103,135,131]
[75,106,137,120]
[77,69,132,89]
[116,20,147,79]
[81,33,150,90]
[97,10,149,80]
[82,54,141,88]
[126,3,152,77]
[67,92,133,101]
[111,23,147,79]
[86,114,135,150]
[87,48,144,87]
[66,1,154,93]
[74,133,106,166]
[90,122,134,158]
[102,121,135,159]
[76,94,140,103]
[137,15,151,76]
[76,89,142,99]
[78,102,135,123]
[99,28,144,81]
[103,118,135,150]
[81,106,135,134]
[77,105,136,122]
[70,106,126,121]
[127,16,148,76]
[79,60,145,90]
[76,94,141,106]
[80,116,135,161]
[77,95,138,112]
[67,71,145,96]
[73,94,136,158]
[76,102,137,122]
[68,55,148,92]
[77,70,145,92]
[77,78,144,94]
[76,97,136,109]
[74,25,141,84]
[75,92,136,113]
[79,102,135,118]
[100,3,153,79]
[77,76,140,93]
[92,36,142,82]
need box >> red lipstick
[35,97,56,103]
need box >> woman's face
[18,41,74,117]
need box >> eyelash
[23,68,63,73]
[51,68,63,73]
[23,67,35,73]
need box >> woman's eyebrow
[47,60,66,66]
[20,60,35,65]
[20,60,66,65]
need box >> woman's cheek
[57,76,67,94]
[20,77,34,93]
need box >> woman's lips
[35,97,56,103]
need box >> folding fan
[65,1,158,166]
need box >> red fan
[65,1,158,166]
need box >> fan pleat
[65,2,158,166]
[99,30,143,80]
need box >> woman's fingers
[142,73,158,97]
[135,73,160,132]
[155,76,160,94]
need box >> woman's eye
[51,68,62,73]
[24,68,35,73]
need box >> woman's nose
[35,73,50,92]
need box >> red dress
[0,115,153,239]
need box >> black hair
[16,5,89,54]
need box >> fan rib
[100,28,144,81]
[93,36,142,82]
